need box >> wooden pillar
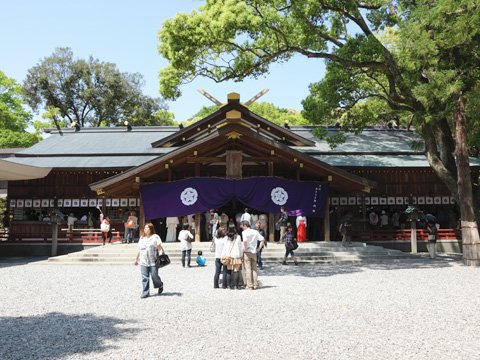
[268,161,275,241]
[138,197,145,235]
[268,213,275,242]
[195,212,201,242]
[362,193,367,231]
[411,210,418,254]
[51,222,58,257]
[323,197,330,242]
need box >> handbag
[155,249,170,268]
[220,256,231,266]
[210,240,216,253]
[287,239,299,251]
[220,239,236,265]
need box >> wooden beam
[186,156,224,164]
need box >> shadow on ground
[0,256,48,269]
[0,312,138,359]
[260,254,463,278]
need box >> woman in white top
[134,223,163,298]
[213,227,228,288]
[178,223,194,267]
[221,223,243,289]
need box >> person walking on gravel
[282,225,298,265]
[134,223,164,298]
[178,223,194,267]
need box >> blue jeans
[181,249,192,267]
[214,258,228,288]
[140,265,163,297]
[126,228,136,243]
[256,249,263,268]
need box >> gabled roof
[151,93,315,148]
[90,120,376,196]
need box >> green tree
[158,0,480,264]
[0,70,38,147]
[185,102,307,126]
[23,48,174,128]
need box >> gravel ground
[0,256,479,360]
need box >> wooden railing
[351,229,459,243]
[3,226,459,243]
[5,227,123,243]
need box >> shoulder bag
[221,240,236,266]
[155,249,171,268]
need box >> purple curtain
[140,177,328,219]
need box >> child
[196,250,206,266]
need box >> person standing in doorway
[380,210,389,228]
[166,216,179,242]
[134,223,163,298]
[220,212,229,229]
[240,208,252,227]
[369,209,379,229]
[241,220,264,290]
[67,213,77,233]
[209,210,219,240]
[277,207,288,243]
[178,223,194,267]
[296,215,307,242]
[340,219,353,247]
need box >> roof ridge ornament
[244,89,269,106]
[198,89,269,107]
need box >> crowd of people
[134,207,305,297]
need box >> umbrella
[425,213,437,223]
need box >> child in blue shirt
[196,250,206,266]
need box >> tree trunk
[454,94,480,266]
[422,122,459,202]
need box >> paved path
[0,255,479,359]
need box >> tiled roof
[7,125,478,168]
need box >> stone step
[46,241,413,265]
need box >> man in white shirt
[240,208,251,226]
[241,220,264,290]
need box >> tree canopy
[23,48,175,128]
[158,0,479,196]
[0,70,38,148]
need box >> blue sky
[0,0,325,122]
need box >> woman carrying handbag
[221,223,243,289]
[134,223,164,298]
